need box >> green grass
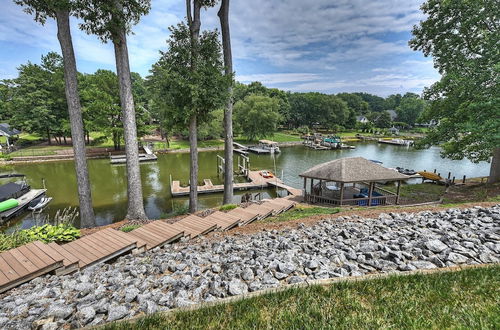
[262,205,340,223]
[8,145,73,157]
[219,204,238,211]
[104,265,500,330]
[120,224,141,233]
[385,183,446,204]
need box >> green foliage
[147,22,229,130]
[337,93,369,115]
[354,92,386,112]
[0,224,80,252]
[410,0,500,162]
[373,111,392,128]
[120,224,141,233]
[219,204,237,211]
[396,94,426,126]
[263,205,340,223]
[234,94,281,140]
[25,223,80,243]
[4,52,69,143]
[76,0,151,42]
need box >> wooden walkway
[171,170,302,197]
[0,197,298,294]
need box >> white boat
[28,196,53,211]
[258,140,281,154]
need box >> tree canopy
[234,94,281,140]
[410,0,500,165]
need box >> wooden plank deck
[0,241,64,293]
[171,170,285,196]
[0,196,297,293]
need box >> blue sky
[0,0,440,96]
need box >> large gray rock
[46,304,73,320]
[107,305,129,322]
[76,306,96,325]
[424,239,448,253]
[447,252,469,264]
[228,279,248,296]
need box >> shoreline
[0,141,304,165]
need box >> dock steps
[0,241,64,293]
[1,197,298,293]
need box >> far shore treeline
[0,55,427,146]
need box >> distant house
[416,119,438,127]
[386,110,398,121]
[356,116,369,123]
[0,123,21,148]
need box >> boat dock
[378,138,414,146]
[232,142,249,155]
[171,170,302,197]
[0,188,46,221]
[110,145,158,164]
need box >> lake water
[0,142,490,231]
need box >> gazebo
[299,157,410,206]
[0,123,20,150]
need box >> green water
[0,142,490,231]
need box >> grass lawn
[262,205,340,223]
[104,265,499,330]
[385,182,446,204]
[8,145,73,157]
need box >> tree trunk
[186,0,202,213]
[47,128,51,145]
[188,115,198,212]
[113,28,147,220]
[488,147,500,183]
[218,0,234,204]
[55,10,96,228]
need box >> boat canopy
[0,182,30,202]
[259,140,278,146]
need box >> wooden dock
[171,170,301,197]
[110,145,158,164]
[0,197,298,293]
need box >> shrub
[0,231,34,252]
[219,204,237,212]
[25,224,80,243]
[120,224,141,233]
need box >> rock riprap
[0,206,498,329]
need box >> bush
[219,204,237,211]
[120,224,141,233]
[25,224,80,243]
[0,224,80,252]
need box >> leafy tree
[354,92,386,112]
[148,20,229,212]
[337,93,369,114]
[8,54,67,143]
[410,0,500,182]
[77,0,150,220]
[14,0,96,227]
[374,111,392,128]
[234,95,281,140]
[396,95,425,126]
[80,70,123,150]
[385,94,402,110]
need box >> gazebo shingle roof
[299,157,410,183]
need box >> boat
[0,177,48,223]
[259,170,274,178]
[378,138,414,146]
[418,171,443,181]
[28,196,53,211]
[322,135,342,148]
[248,140,281,154]
[396,167,417,176]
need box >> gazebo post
[396,180,401,204]
[303,177,307,201]
[310,178,314,203]
[368,182,374,206]
[339,182,344,206]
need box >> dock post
[433,169,436,173]
[448,172,451,179]
[462,175,466,184]
[395,180,401,205]
[452,176,455,184]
